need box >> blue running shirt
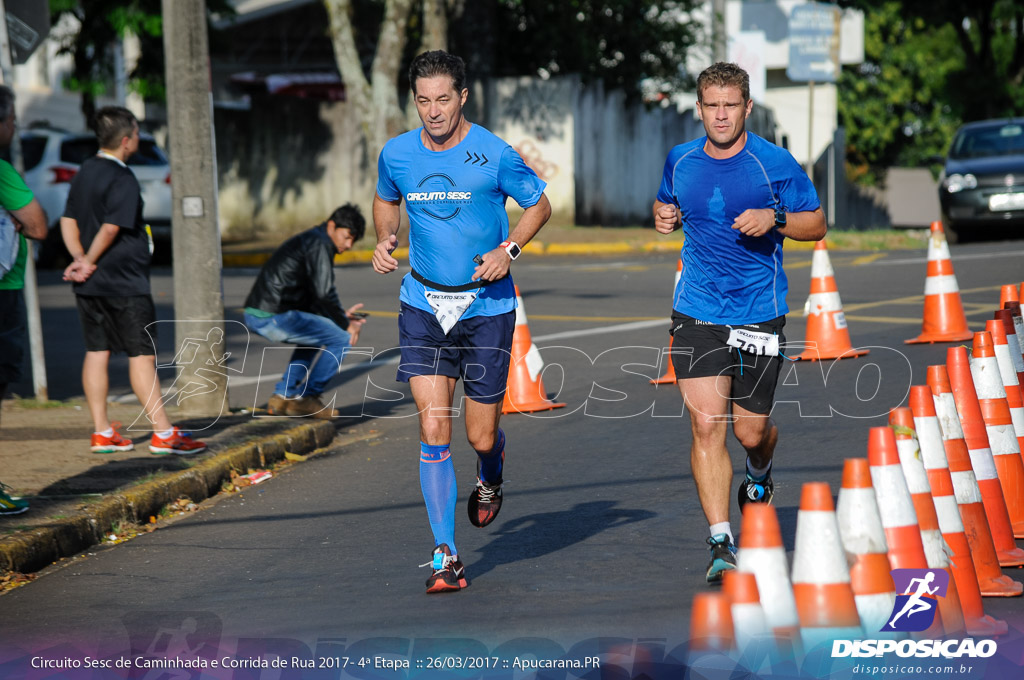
[656,132,820,325]
[377,125,546,318]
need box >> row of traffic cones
[690,299,1024,654]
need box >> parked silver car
[12,124,172,266]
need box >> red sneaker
[149,427,207,456]
[91,422,135,454]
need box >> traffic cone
[501,286,566,414]
[988,318,1024,445]
[927,365,1023,596]
[946,346,1024,565]
[689,592,735,652]
[906,389,1007,636]
[796,241,868,361]
[652,259,682,385]
[905,221,972,344]
[994,310,1024,404]
[888,408,966,636]
[737,504,801,653]
[722,570,771,653]
[1000,284,1020,310]
[969,331,1024,536]
[791,482,863,650]
[835,458,901,637]
[867,426,945,637]
[1004,301,1024,346]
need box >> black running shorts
[75,294,158,356]
[669,311,787,415]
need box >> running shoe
[706,533,737,584]
[422,543,467,594]
[0,482,28,515]
[467,454,503,528]
[150,427,207,456]
[90,422,135,453]
[266,394,291,415]
[737,469,774,510]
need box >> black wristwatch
[773,207,787,229]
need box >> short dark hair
[409,50,466,95]
[697,62,750,103]
[94,107,138,149]
[0,86,15,122]
[328,203,365,242]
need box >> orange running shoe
[149,427,207,456]
[90,422,135,454]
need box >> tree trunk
[323,0,413,164]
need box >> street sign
[787,2,840,83]
[5,0,49,65]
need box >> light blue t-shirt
[656,132,821,325]
[376,124,546,318]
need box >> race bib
[726,326,780,357]
[424,289,479,334]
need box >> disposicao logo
[881,568,949,633]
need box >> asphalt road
[4,241,1024,678]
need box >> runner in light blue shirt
[372,50,551,595]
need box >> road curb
[0,421,336,575]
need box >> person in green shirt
[0,85,48,515]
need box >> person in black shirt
[61,107,206,456]
[243,205,367,418]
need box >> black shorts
[0,289,26,383]
[669,312,786,415]
[76,294,158,356]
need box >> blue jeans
[244,311,352,398]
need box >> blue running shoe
[737,469,774,510]
[705,533,737,584]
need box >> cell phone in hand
[349,312,369,319]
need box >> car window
[128,139,168,166]
[60,137,99,164]
[950,124,1024,159]
[1,135,47,170]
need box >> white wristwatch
[500,240,522,261]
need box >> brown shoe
[267,394,291,415]
[285,395,337,419]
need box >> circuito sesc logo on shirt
[406,173,473,220]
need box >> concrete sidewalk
[0,399,377,585]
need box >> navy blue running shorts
[669,311,786,415]
[76,294,158,356]
[397,302,515,405]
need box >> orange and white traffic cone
[988,318,1024,444]
[1000,284,1020,310]
[867,426,944,637]
[791,482,863,650]
[737,504,801,654]
[909,386,1008,635]
[905,221,972,344]
[796,241,868,361]
[969,330,1024,536]
[928,364,1023,596]
[836,458,901,637]
[994,311,1024,403]
[652,259,682,385]
[946,346,1024,564]
[689,592,735,652]
[722,570,771,654]
[502,286,566,415]
[1004,301,1024,349]
[888,408,966,636]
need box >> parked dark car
[938,118,1024,243]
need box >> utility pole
[712,0,728,63]
[0,0,47,401]
[162,0,227,418]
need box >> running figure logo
[881,568,950,632]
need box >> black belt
[410,268,501,293]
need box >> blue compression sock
[420,442,457,555]
[474,429,505,484]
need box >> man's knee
[733,416,773,449]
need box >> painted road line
[875,249,1024,266]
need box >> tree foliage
[838,0,1023,183]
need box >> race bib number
[424,289,479,334]
[726,326,780,357]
